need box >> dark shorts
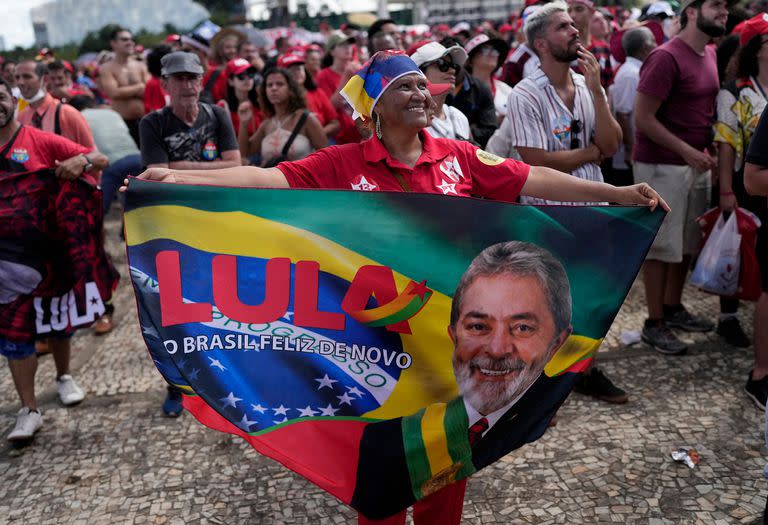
[0,338,35,359]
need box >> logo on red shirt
[350,175,379,191]
[10,148,29,163]
[439,156,464,182]
[436,180,458,195]
[202,141,218,161]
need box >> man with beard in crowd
[99,27,149,147]
[634,0,731,354]
[0,78,108,442]
[506,1,626,404]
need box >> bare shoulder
[129,58,148,73]
[99,60,118,75]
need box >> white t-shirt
[610,57,642,169]
[493,79,512,120]
[486,117,522,161]
[426,104,472,142]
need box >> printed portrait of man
[448,240,573,468]
[350,241,576,517]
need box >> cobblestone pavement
[0,213,766,524]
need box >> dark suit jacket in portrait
[350,372,580,519]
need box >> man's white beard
[453,353,546,415]
[22,89,45,104]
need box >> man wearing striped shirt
[507,2,621,206]
[506,2,627,403]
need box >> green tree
[79,24,124,55]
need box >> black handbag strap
[203,68,223,94]
[280,110,309,157]
[54,103,62,135]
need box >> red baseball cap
[739,13,768,47]
[277,52,306,68]
[498,24,514,33]
[226,58,255,76]
[164,34,181,44]
[406,39,432,57]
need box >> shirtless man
[99,27,148,146]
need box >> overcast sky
[0,0,50,50]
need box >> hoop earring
[375,114,382,139]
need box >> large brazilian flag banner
[125,180,663,519]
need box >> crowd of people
[2,0,768,520]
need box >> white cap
[409,41,468,68]
[451,22,471,34]
[646,1,674,17]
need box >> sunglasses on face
[570,119,582,149]
[427,58,461,73]
[235,72,255,81]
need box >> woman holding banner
[127,50,666,212]
[125,50,668,525]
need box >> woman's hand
[119,167,178,192]
[615,183,670,212]
[237,101,253,125]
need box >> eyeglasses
[235,72,255,81]
[426,58,461,73]
[479,46,500,57]
[570,119,582,149]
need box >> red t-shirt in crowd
[314,67,361,144]
[305,88,338,127]
[277,131,529,201]
[229,108,263,136]
[144,75,168,114]
[202,66,229,103]
[634,37,719,165]
[1,125,90,175]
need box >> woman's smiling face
[375,73,432,130]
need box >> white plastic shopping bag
[690,211,741,296]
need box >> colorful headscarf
[340,50,427,121]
